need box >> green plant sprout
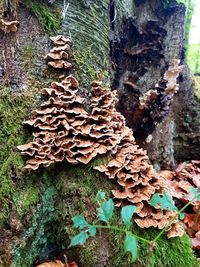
[69,187,200,264]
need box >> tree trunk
[0,1,199,266]
[111,0,200,169]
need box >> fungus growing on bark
[17,75,87,169]
[0,18,19,33]
[18,37,184,235]
[45,35,72,69]
[139,90,158,110]
[160,161,200,245]
[164,59,183,95]
[128,59,183,140]
[92,84,183,235]
[18,76,125,169]
[18,73,184,235]
[36,260,78,267]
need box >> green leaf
[72,215,88,229]
[189,186,200,201]
[97,198,114,223]
[96,191,106,202]
[124,234,137,262]
[121,205,136,229]
[179,212,185,220]
[69,231,88,247]
[150,192,175,212]
[88,226,97,236]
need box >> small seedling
[69,187,200,264]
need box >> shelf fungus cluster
[0,18,19,33]
[17,75,105,169]
[164,59,183,95]
[139,59,183,112]
[132,59,183,139]
[18,36,184,235]
[17,75,82,169]
[160,161,200,244]
[45,35,72,69]
[17,79,133,169]
[94,100,184,237]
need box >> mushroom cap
[50,35,71,45]
[48,60,72,69]
[0,19,19,33]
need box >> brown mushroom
[0,19,19,33]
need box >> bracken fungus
[92,83,184,237]
[18,36,185,236]
[0,18,19,33]
[160,161,200,243]
[45,35,72,69]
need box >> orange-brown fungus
[18,75,184,236]
[17,75,88,169]
[45,35,72,69]
[36,260,78,267]
[139,90,158,110]
[92,84,183,236]
[160,161,200,244]
[0,19,19,33]
[18,37,184,235]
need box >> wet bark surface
[0,5,49,92]
[110,0,200,168]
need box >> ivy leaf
[189,186,200,201]
[72,215,88,229]
[69,232,88,247]
[121,205,136,229]
[150,192,175,212]
[96,190,106,202]
[179,212,185,220]
[97,198,114,223]
[124,234,137,262]
[88,226,97,236]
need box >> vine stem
[153,196,198,242]
[89,224,151,244]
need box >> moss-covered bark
[0,1,199,267]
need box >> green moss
[53,165,199,267]
[0,88,37,227]
[112,222,199,267]
[12,186,39,218]
[11,184,59,267]
[20,43,35,69]
[23,0,60,33]
[10,164,112,266]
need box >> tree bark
[111,0,200,169]
[0,1,199,266]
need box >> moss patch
[2,153,197,267]
[11,183,59,267]
[111,222,198,267]
[23,0,60,33]
[0,88,37,227]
